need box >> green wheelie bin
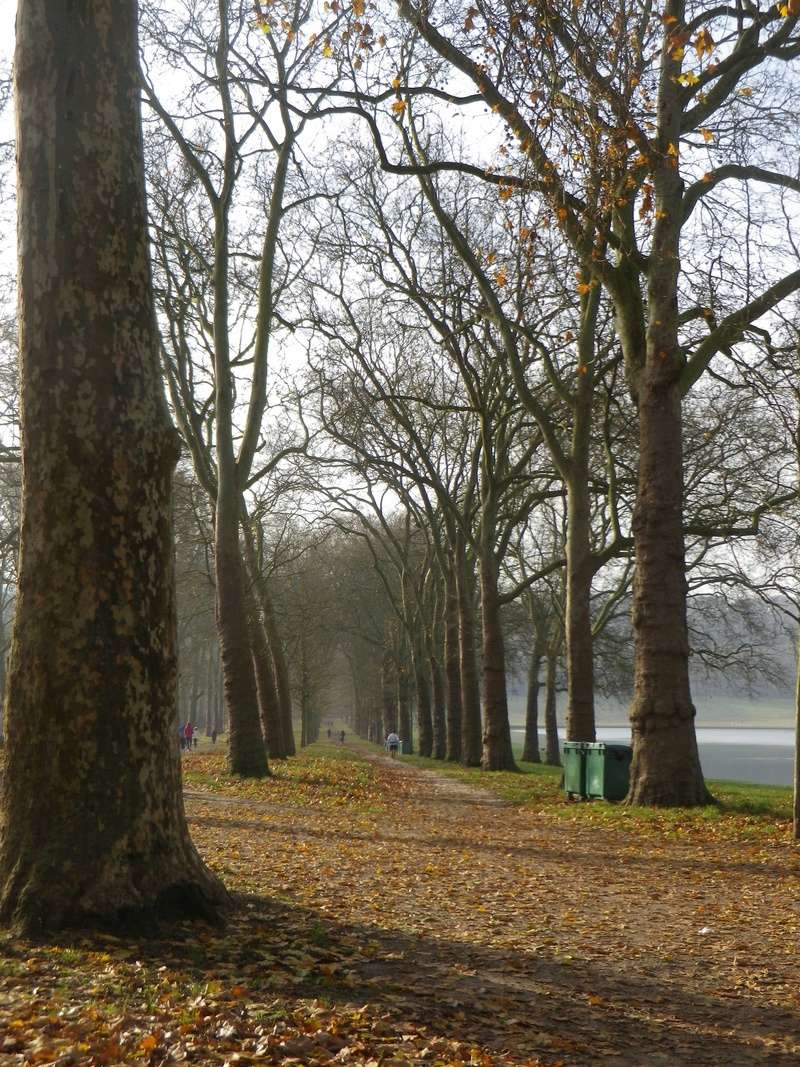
[562,741,589,799]
[585,743,632,801]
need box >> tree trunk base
[229,750,271,778]
[626,777,714,807]
[626,704,714,807]
[1,853,229,937]
[481,752,519,772]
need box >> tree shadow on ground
[85,891,798,1067]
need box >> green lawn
[348,738,794,839]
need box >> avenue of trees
[1,0,800,929]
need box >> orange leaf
[693,28,714,58]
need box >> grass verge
[350,738,794,841]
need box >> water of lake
[511,726,795,787]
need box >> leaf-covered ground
[1,742,799,1065]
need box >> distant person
[339,729,345,744]
[385,731,400,758]
[211,727,218,744]
[183,721,193,750]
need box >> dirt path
[183,751,800,1066]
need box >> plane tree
[142,0,342,774]
[0,0,226,932]
[305,303,487,762]
[390,0,800,804]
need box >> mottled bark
[0,0,227,933]
[443,567,462,761]
[544,652,561,767]
[479,543,516,771]
[455,549,482,767]
[521,645,543,764]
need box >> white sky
[0,2,12,70]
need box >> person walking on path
[385,731,400,758]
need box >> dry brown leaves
[1,746,800,1066]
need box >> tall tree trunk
[794,634,800,841]
[456,567,482,768]
[204,645,214,735]
[544,651,561,767]
[443,565,462,761]
[247,600,286,758]
[479,543,516,770]
[188,641,201,732]
[455,548,482,767]
[627,369,710,804]
[0,0,227,933]
[0,569,6,744]
[299,630,308,747]
[429,654,447,760]
[397,654,413,751]
[215,520,268,776]
[564,429,596,743]
[259,580,296,757]
[794,416,800,840]
[522,644,543,763]
[412,636,433,757]
[213,655,224,736]
[244,565,285,757]
[381,650,397,735]
[625,22,710,807]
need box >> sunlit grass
[360,739,793,840]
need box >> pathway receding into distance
[182,748,800,1065]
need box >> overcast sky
[0,2,11,68]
